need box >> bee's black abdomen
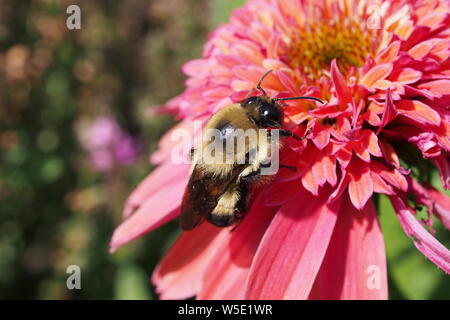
[208,214,235,227]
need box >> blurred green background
[0,0,448,300]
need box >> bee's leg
[279,129,301,140]
[230,184,248,232]
[279,164,297,172]
[241,167,261,181]
[279,128,311,141]
[241,160,274,181]
[190,147,195,160]
[260,161,272,168]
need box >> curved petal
[423,183,450,230]
[198,194,278,299]
[331,59,352,109]
[310,197,388,299]
[361,63,393,88]
[433,155,450,190]
[348,158,373,210]
[123,163,190,218]
[109,164,190,252]
[152,223,228,300]
[245,187,342,299]
[397,100,441,126]
[376,88,397,134]
[390,195,450,274]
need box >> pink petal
[392,68,423,84]
[109,164,190,252]
[331,59,352,109]
[310,197,388,299]
[371,172,395,195]
[182,59,206,76]
[123,163,189,218]
[313,154,337,187]
[408,41,433,59]
[423,183,450,230]
[377,88,397,134]
[396,100,441,126]
[152,224,229,299]
[418,12,446,29]
[433,155,450,189]
[348,159,373,210]
[390,195,450,274]
[376,41,400,63]
[264,180,302,206]
[245,188,342,299]
[330,173,349,201]
[380,140,400,168]
[418,80,450,96]
[371,161,408,192]
[302,167,319,196]
[365,130,382,157]
[312,123,331,150]
[276,70,300,95]
[198,195,278,299]
[361,63,393,88]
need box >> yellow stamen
[286,19,375,79]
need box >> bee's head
[241,96,283,128]
[240,70,325,129]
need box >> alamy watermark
[66,5,81,30]
[170,120,281,175]
[366,265,381,290]
[66,265,81,290]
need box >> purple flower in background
[79,116,140,171]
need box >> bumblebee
[180,70,323,230]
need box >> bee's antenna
[256,70,273,96]
[274,96,324,104]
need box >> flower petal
[423,183,450,231]
[264,179,302,206]
[392,68,422,85]
[123,163,189,218]
[376,88,397,134]
[408,41,433,59]
[361,63,393,88]
[198,195,277,299]
[245,188,342,299]
[310,197,388,299]
[390,195,450,274]
[376,41,400,64]
[152,224,229,299]
[433,155,450,189]
[331,59,352,109]
[348,158,373,210]
[418,80,450,96]
[109,164,190,252]
[396,100,441,126]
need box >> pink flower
[110,0,450,299]
[78,116,140,171]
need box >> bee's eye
[259,102,282,127]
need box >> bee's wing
[180,164,247,230]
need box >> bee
[180,70,323,230]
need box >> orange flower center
[286,19,375,79]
